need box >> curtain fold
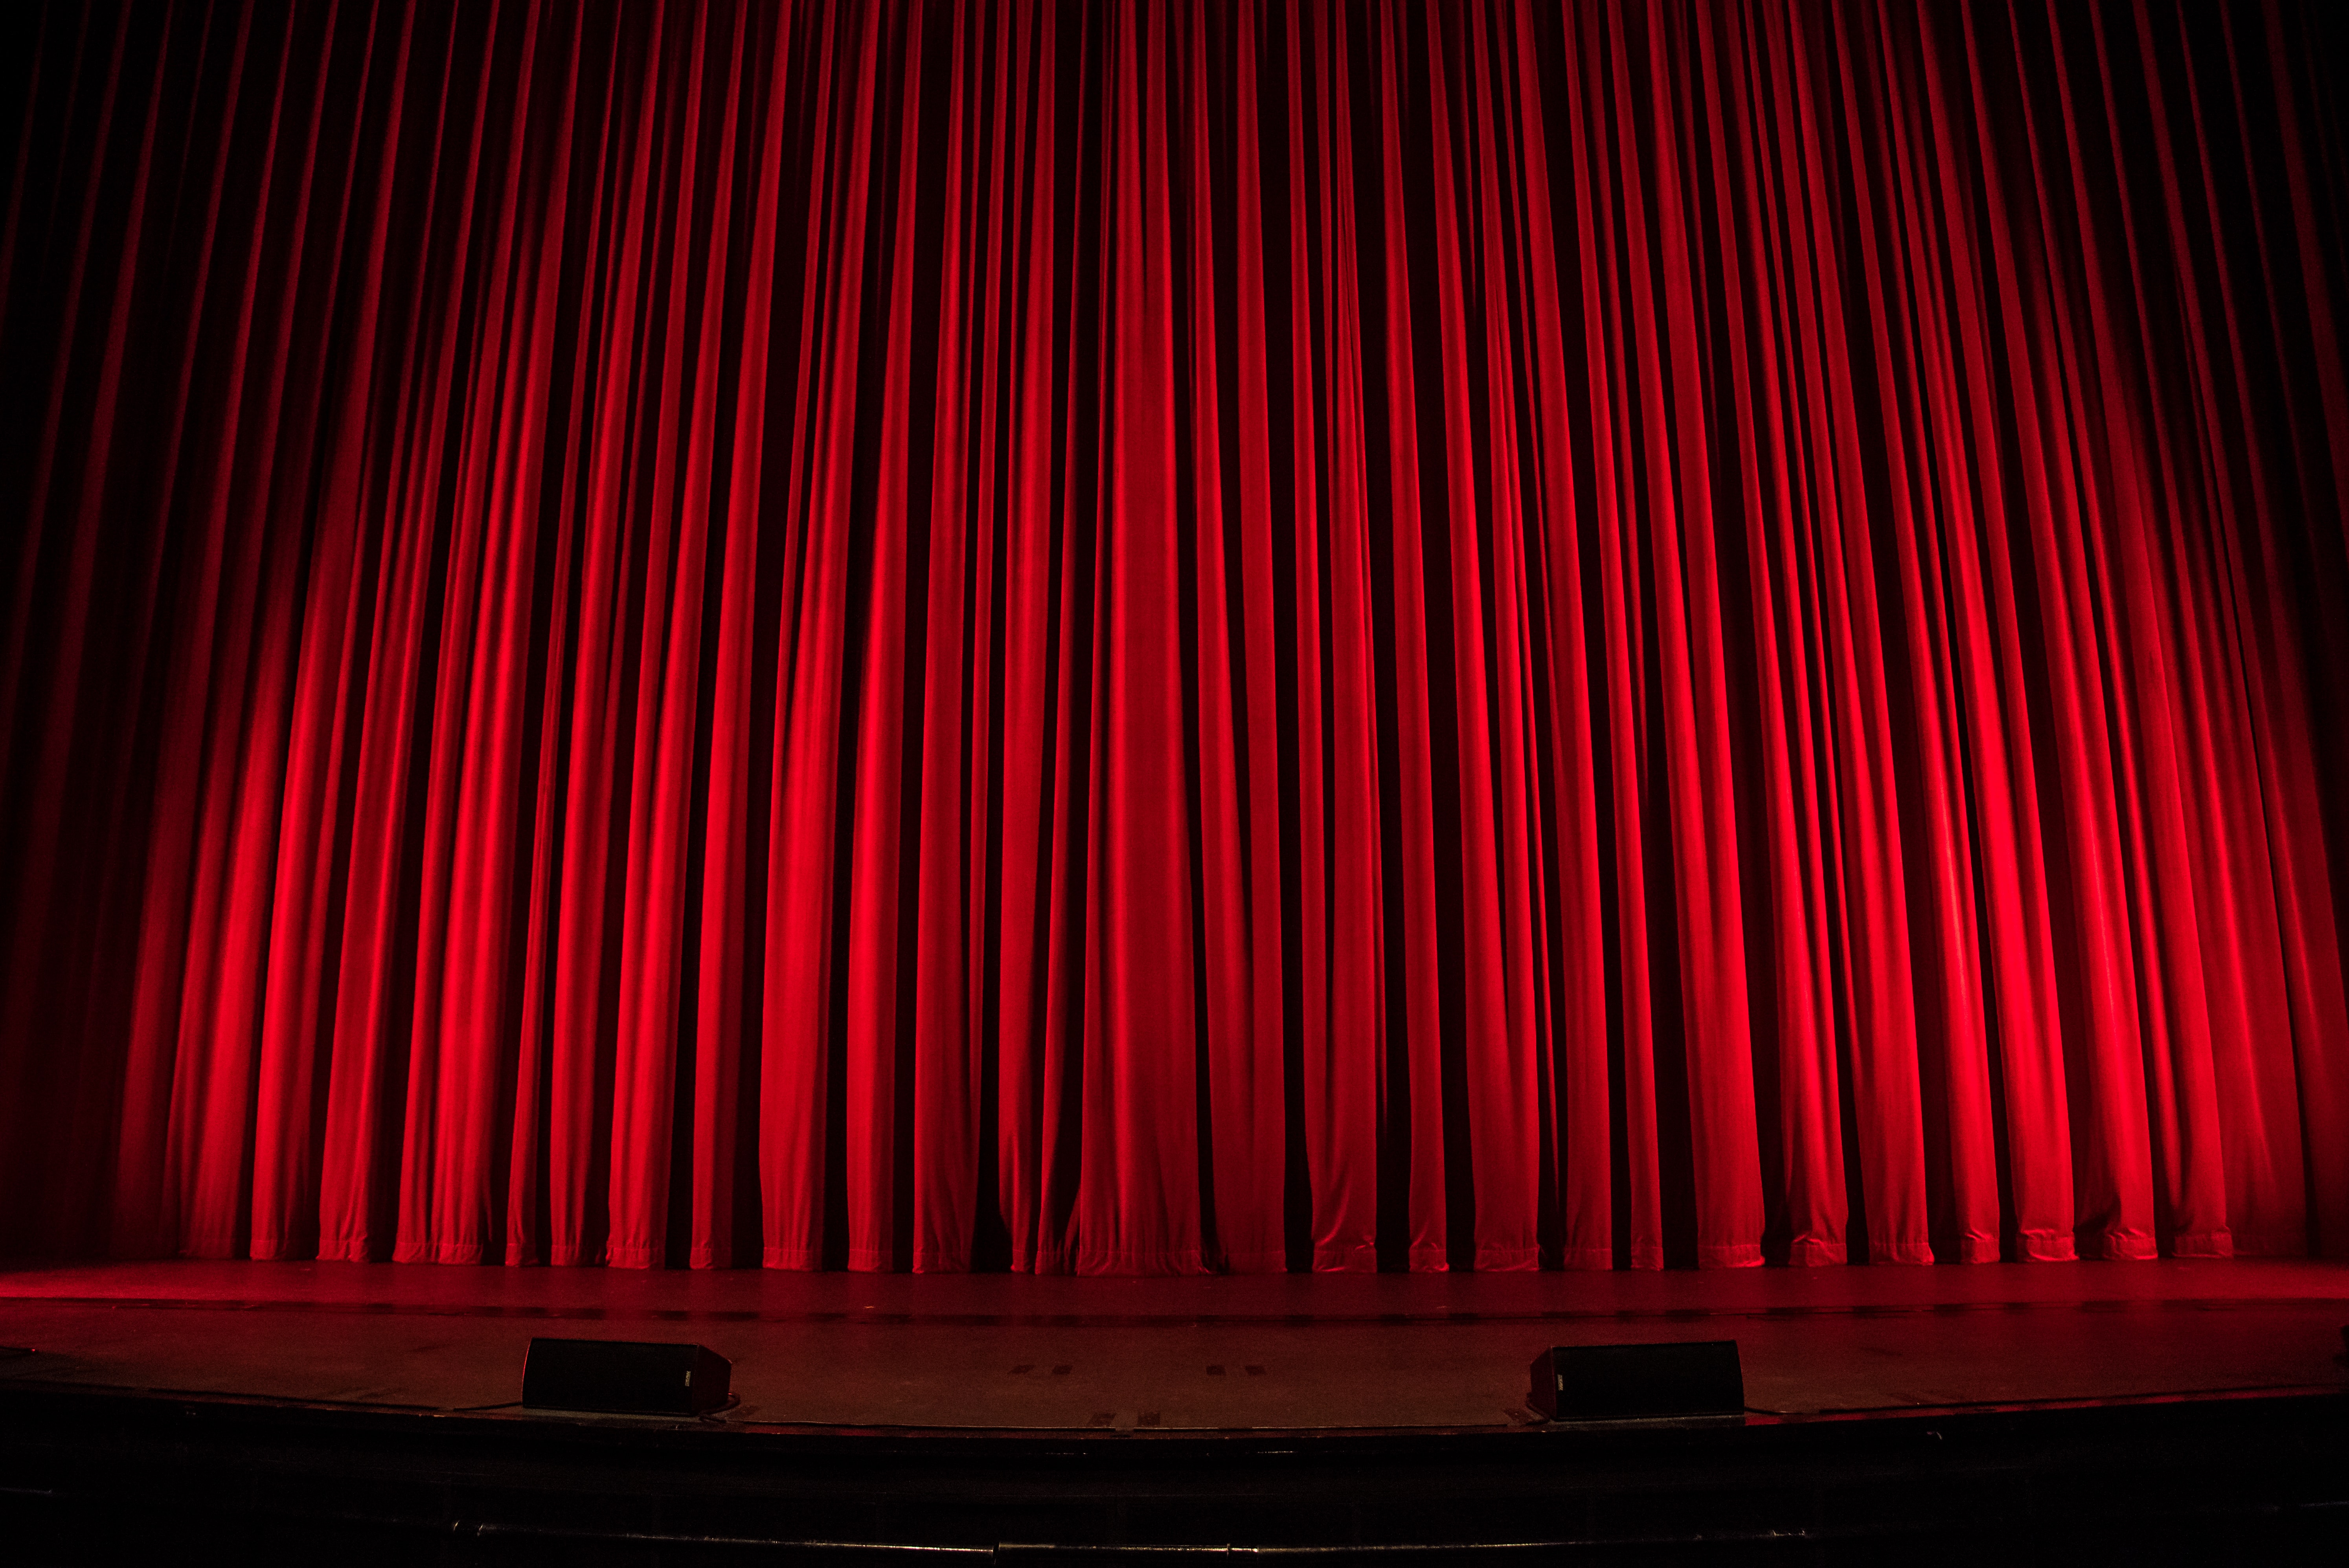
[3,0,2346,1272]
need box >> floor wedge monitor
[522,1337,732,1417]
[1529,1340,1744,1422]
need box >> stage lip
[5,1371,2347,1443]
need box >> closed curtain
[4,0,2348,1273]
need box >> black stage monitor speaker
[522,1337,732,1416]
[1529,1340,1743,1421]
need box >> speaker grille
[1529,1340,1744,1421]
[521,1337,732,1416]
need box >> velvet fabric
[3,0,2347,1272]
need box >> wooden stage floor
[4,1256,2346,1432]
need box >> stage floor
[4,1257,2346,1432]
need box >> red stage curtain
[4,0,2348,1272]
